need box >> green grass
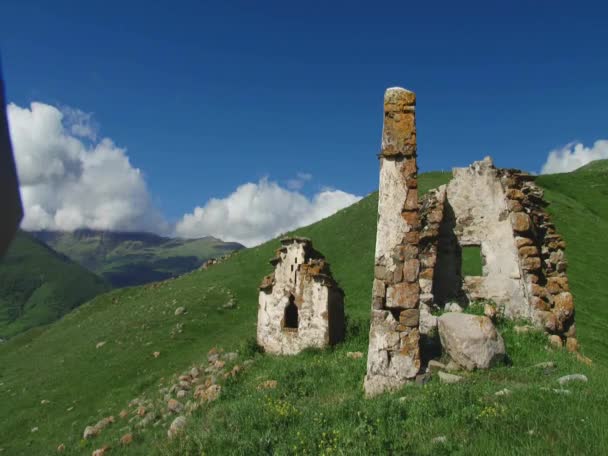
[0,231,110,339]
[461,245,483,277]
[30,230,244,288]
[0,167,607,455]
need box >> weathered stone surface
[403,259,420,283]
[548,335,563,348]
[557,374,588,386]
[167,416,186,439]
[546,277,569,294]
[364,310,420,396]
[537,311,558,333]
[399,309,420,327]
[438,313,506,370]
[438,371,463,384]
[386,282,419,309]
[553,292,574,322]
[257,238,344,355]
[510,212,531,233]
[566,337,579,353]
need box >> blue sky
[2,0,607,244]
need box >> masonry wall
[500,170,576,347]
[257,238,345,355]
[364,88,422,396]
[434,158,531,319]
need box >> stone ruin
[257,237,345,355]
[364,87,576,396]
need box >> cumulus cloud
[8,101,168,233]
[541,140,608,174]
[175,178,361,246]
[286,172,312,190]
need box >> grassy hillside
[0,169,607,455]
[30,230,244,287]
[0,231,110,340]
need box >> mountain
[0,168,607,454]
[0,231,110,339]
[29,229,245,287]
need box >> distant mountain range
[0,231,110,339]
[29,229,245,288]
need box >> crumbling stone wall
[499,170,576,347]
[364,88,422,396]
[434,158,531,319]
[257,237,344,355]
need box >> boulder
[438,371,463,384]
[438,313,505,370]
[167,416,187,439]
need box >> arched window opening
[284,295,299,330]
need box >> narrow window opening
[283,295,299,330]
[461,245,483,276]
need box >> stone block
[399,309,420,327]
[403,259,420,282]
[510,212,531,233]
[386,282,420,309]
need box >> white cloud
[8,101,168,233]
[286,172,312,190]
[175,178,361,246]
[7,101,361,244]
[541,140,608,174]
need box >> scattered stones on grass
[174,306,186,316]
[190,367,200,378]
[168,416,187,439]
[119,409,128,419]
[95,341,106,349]
[57,443,65,452]
[438,371,463,384]
[167,399,183,413]
[495,388,512,396]
[553,389,572,395]
[438,313,506,370]
[199,384,221,403]
[176,389,187,399]
[548,335,563,349]
[120,433,133,445]
[136,406,146,417]
[152,351,161,358]
[91,446,109,456]
[31,427,39,433]
[533,361,556,369]
[83,426,99,439]
[40,399,50,405]
[557,374,588,386]
[223,352,238,361]
[346,351,364,359]
[257,380,278,390]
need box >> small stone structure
[364,87,576,396]
[257,237,345,355]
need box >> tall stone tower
[364,87,421,396]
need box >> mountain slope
[0,231,110,339]
[0,169,607,454]
[30,229,244,287]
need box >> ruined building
[257,237,345,355]
[364,87,576,396]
